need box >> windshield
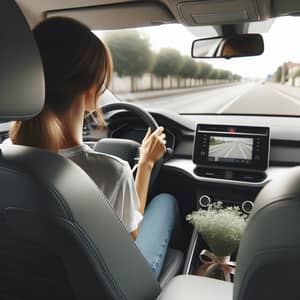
[94,16,300,116]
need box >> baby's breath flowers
[186,201,247,256]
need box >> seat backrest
[234,166,300,300]
[0,1,160,299]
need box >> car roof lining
[272,0,300,16]
[16,0,175,28]
[15,0,300,30]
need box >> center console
[181,124,271,275]
[183,227,238,277]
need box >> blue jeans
[135,193,177,278]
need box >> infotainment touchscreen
[193,124,270,171]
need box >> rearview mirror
[191,34,264,59]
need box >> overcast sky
[94,16,300,79]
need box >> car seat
[0,1,180,299]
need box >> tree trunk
[150,73,153,90]
[281,64,285,84]
[131,76,135,92]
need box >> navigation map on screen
[208,136,253,162]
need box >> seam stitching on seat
[70,220,127,300]
[0,165,74,221]
[47,184,74,221]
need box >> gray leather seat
[94,138,140,168]
[0,1,177,299]
[159,248,184,289]
[233,166,300,300]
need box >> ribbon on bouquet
[196,249,235,282]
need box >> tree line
[103,30,242,91]
[273,64,288,83]
[273,62,300,86]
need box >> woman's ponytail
[10,107,63,152]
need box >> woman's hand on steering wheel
[139,127,166,168]
[100,102,170,189]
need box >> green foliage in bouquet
[186,202,247,256]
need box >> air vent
[194,167,266,182]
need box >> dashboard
[103,109,300,215]
[106,109,300,167]
[111,124,176,151]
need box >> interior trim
[163,158,290,188]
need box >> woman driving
[10,17,177,278]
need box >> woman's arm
[130,127,166,239]
[135,127,166,215]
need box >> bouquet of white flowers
[186,201,247,281]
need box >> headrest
[0,1,44,122]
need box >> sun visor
[46,2,175,30]
[0,1,44,122]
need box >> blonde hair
[10,108,63,152]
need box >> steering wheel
[96,102,165,190]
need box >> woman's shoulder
[59,144,131,183]
[2,138,12,145]
[87,149,129,170]
[75,146,134,196]
[69,144,130,177]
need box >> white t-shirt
[58,144,143,233]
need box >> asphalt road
[209,139,252,160]
[128,82,300,115]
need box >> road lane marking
[216,84,256,113]
[217,95,242,114]
[209,148,220,154]
[273,90,300,106]
[209,144,226,154]
[244,144,252,158]
[224,143,235,158]
[238,143,247,159]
